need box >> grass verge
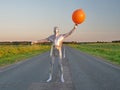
[0,45,50,67]
[69,43,120,65]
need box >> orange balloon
[72,9,86,24]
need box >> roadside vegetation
[0,45,50,67]
[69,43,120,65]
[1,42,120,67]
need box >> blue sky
[0,0,120,42]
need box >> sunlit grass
[0,45,50,67]
[69,43,120,65]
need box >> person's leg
[58,48,64,82]
[63,46,65,58]
[47,56,55,82]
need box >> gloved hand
[73,24,78,29]
[31,41,37,44]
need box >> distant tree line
[0,40,119,45]
[112,40,120,43]
[0,41,31,45]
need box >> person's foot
[61,74,65,83]
[47,74,52,82]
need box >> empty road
[0,46,120,90]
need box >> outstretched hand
[31,41,37,44]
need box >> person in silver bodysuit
[33,24,78,82]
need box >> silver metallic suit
[33,24,77,82]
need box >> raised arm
[63,24,78,38]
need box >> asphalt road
[0,46,120,90]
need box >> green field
[69,43,120,65]
[0,45,50,67]
[1,43,120,67]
